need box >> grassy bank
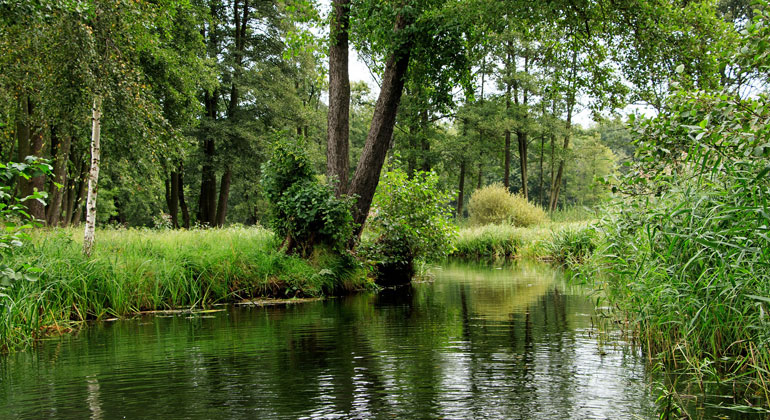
[451,221,597,263]
[0,226,370,351]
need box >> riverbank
[0,226,371,351]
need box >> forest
[1,0,769,417]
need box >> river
[0,262,672,419]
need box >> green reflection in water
[1,262,661,419]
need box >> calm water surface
[1,263,660,419]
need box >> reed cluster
[452,221,596,262]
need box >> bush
[468,183,547,227]
[508,193,548,227]
[360,169,456,285]
[1,157,51,294]
[261,138,354,257]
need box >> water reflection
[0,262,661,419]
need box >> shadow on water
[0,261,759,419]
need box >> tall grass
[594,175,770,407]
[0,226,370,351]
[452,221,596,262]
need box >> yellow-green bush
[468,184,548,227]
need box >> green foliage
[468,183,548,227]
[596,6,770,400]
[361,169,456,269]
[467,183,514,225]
[261,138,355,256]
[0,157,51,295]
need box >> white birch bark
[83,96,102,256]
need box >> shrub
[1,157,51,292]
[508,193,548,227]
[261,138,354,257]
[360,169,456,285]
[468,183,547,227]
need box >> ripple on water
[0,263,664,420]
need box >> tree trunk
[539,130,545,208]
[457,159,466,218]
[515,126,528,198]
[348,15,412,239]
[15,95,31,196]
[327,0,351,196]
[550,110,572,212]
[178,166,191,229]
[69,156,89,226]
[16,96,45,221]
[504,113,511,189]
[477,160,483,189]
[165,171,180,229]
[215,166,232,227]
[47,130,72,227]
[549,50,577,212]
[83,96,102,256]
[27,122,46,222]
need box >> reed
[451,221,596,262]
[0,226,370,351]
[594,178,770,406]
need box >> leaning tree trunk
[83,96,102,256]
[327,0,351,196]
[348,16,412,239]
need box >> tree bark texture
[165,171,180,229]
[70,155,89,226]
[327,0,351,196]
[83,96,102,256]
[348,15,412,239]
[215,166,231,227]
[46,131,72,226]
[15,96,45,221]
[457,159,466,218]
[178,166,191,229]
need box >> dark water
[1,263,660,419]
